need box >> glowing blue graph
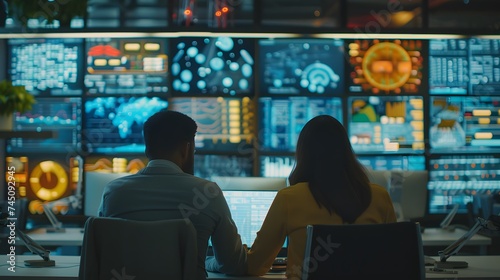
[84,97,168,153]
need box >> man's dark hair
[143,110,197,159]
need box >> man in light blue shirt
[98,110,247,279]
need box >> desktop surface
[23,227,84,247]
[2,255,500,279]
[421,227,492,246]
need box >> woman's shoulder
[277,182,309,195]
[368,183,390,195]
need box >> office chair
[302,222,425,280]
[79,217,198,280]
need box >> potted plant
[0,80,36,130]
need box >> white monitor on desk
[366,170,391,189]
[84,172,131,216]
[399,170,428,220]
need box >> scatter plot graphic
[171,37,254,96]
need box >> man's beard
[182,152,194,175]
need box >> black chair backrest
[79,217,198,280]
[302,222,425,280]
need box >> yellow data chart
[170,97,256,149]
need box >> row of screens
[5,154,498,218]
[7,37,500,96]
[8,95,500,154]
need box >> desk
[421,228,492,254]
[24,228,84,247]
[0,255,80,280]
[20,227,492,250]
[1,255,499,279]
[425,255,500,279]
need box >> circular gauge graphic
[29,161,68,201]
[362,42,412,91]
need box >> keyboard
[270,257,287,272]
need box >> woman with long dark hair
[246,115,397,278]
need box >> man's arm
[205,193,247,275]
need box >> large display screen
[260,155,295,178]
[357,155,426,171]
[169,97,255,151]
[427,155,500,214]
[430,96,500,153]
[347,39,424,94]
[5,155,83,216]
[170,36,254,96]
[429,39,469,95]
[259,97,343,151]
[8,38,83,96]
[469,38,500,95]
[82,96,169,153]
[258,38,344,95]
[85,37,169,94]
[429,38,500,95]
[348,96,425,154]
[83,156,147,174]
[8,97,81,153]
[194,155,254,180]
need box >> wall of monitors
[4,35,500,217]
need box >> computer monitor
[85,37,169,94]
[258,38,345,95]
[8,97,81,153]
[348,95,425,154]
[194,155,253,180]
[260,156,295,178]
[170,36,255,96]
[8,38,83,96]
[84,171,131,216]
[259,96,343,151]
[211,176,287,247]
[5,155,83,216]
[365,169,391,189]
[82,96,168,153]
[365,170,428,221]
[427,155,500,214]
[396,170,428,220]
[428,38,469,95]
[169,97,255,152]
[347,39,424,95]
[357,155,426,171]
[429,96,500,153]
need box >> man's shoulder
[106,173,221,191]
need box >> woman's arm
[247,191,288,276]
